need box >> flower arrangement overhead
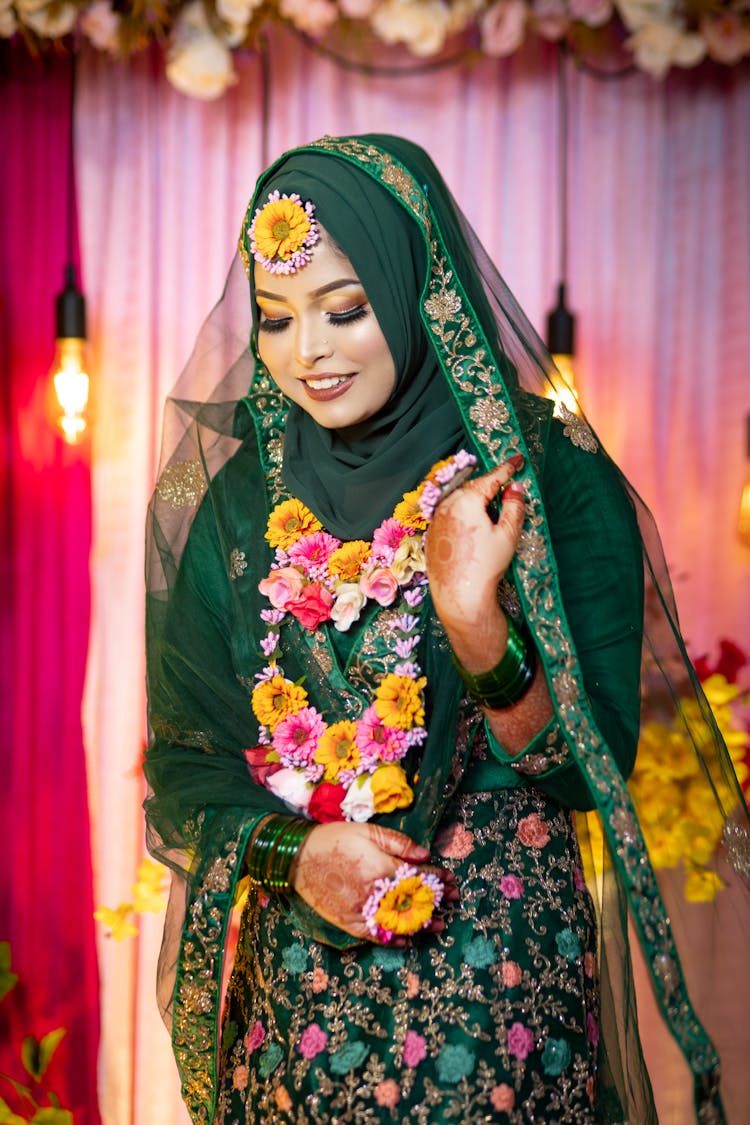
[2,0,749,98]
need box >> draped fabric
[0,50,100,1124]
[71,31,750,1125]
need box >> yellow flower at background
[684,867,725,903]
[393,489,428,531]
[315,720,360,780]
[252,675,308,730]
[94,903,139,942]
[375,873,436,935]
[131,858,168,914]
[374,673,426,729]
[328,540,370,583]
[371,764,414,813]
[265,499,321,549]
[253,196,311,262]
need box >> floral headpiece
[248,190,320,275]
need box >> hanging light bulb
[546,281,580,415]
[738,413,750,548]
[51,263,89,444]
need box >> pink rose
[403,1029,427,1068]
[287,582,334,630]
[374,1078,401,1107]
[516,813,550,848]
[308,781,346,822]
[298,1021,328,1059]
[480,0,526,57]
[265,767,313,814]
[245,1020,265,1052]
[502,960,522,988]
[360,566,399,606]
[499,874,524,899]
[507,1021,534,1060]
[490,1083,515,1112]
[258,566,304,610]
[435,822,474,859]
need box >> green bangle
[451,615,537,709]
[247,815,313,892]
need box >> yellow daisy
[393,489,428,531]
[314,720,360,780]
[253,196,311,262]
[375,875,436,935]
[328,540,371,583]
[374,674,426,729]
[252,675,308,731]
[265,499,321,549]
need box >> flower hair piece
[362,863,445,944]
[249,190,320,275]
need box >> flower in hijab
[265,498,322,549]
[251,191,320,271]
[271,705,326,764]
[252,675,308,730]
[393,489,428,531]
[370,764,414,813]
[314,721,360,781]
[374,673,426,729]
[355,705,409,765]
[328,540,371,583]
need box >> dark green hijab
[247,151,464,540]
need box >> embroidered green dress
[145,136,748,1125]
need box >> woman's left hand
[424,453,526,670]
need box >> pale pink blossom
[532,0,570,40]
[265,767,313,813]
[340,775,376,822]
[80,2,121,51]
[331,582,368,631]
[435,822,475,859]
[502,960,522,988]
[360,566,399,607]
[569,0,613,25]
[339,0,378,18]
[298,1021,328,1058]
[371,0,451,57]
[403,1029,427,1067]
[625,21,706,77]
[700,12,750,65]
[490,1083,515,1112]
[480,0,527,56]
[279,0,337,36]
[374,1078,401,1107]
[311,966,329,993]
[166,1,238,99]
[516,813,550,848]
[258,566,305,610]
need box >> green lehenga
[218,783,600,1125]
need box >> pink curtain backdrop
[0,49,100,1123]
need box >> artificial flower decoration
[362,862,445,942]
[244,450,477,823]
[249,191,320,275]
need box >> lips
[302,374,355,402]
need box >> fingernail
[509,452,524,470]
[504,481,525,497]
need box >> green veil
[144,134,750,1124]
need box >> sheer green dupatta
[299,135,749,1123]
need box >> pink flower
[298,1022,328,1059]
[360,565,399,606]
[701,13,750,65]
[403,1029,427,1068]
[258,566,304,609]
[311,966,328,993]
[279,0,337,36]
[265,767,313,814]
[490,1083,515,1112]
[245,1020,265,1052]
[517,813,550,848]
[586,1011,599,1047]
[532,0,569,40]
[500,873,524,899]
[584,951,596,979]
[374,1078,401,1107]
[339,0,377,17]
[569,0,612,27]
[502,960,522,988]
[406,971,420,998]
[287,531,340,578]
[232,1063,249,1090]
[573,865,586,892]
[355,705,409,766]
[435,822,475,859]
[507,1021,534,1060]
[272,707,326,766]
[480,0,526,57]
[287,582,334,630]
[371,518,408,563]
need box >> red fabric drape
[0,47,100,1123]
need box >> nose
[294,316,333,369]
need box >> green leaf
[21,1036,41,1082]
[31,1111,73,1125]
[0,1097,28,1125]
[0,944,19,1003]
[36,1031,65,1080]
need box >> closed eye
[258,315,290,334]
[326,305,369,326]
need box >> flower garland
[245,450,476,824]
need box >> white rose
[341,775,376,823]
[339,0,377,17]
[371,0,451,57]
[391,535,426,584]
[80,2,121,52]
[16,0,78,37]
[279,0,338,36]
[626,22,706,77]
[0,7,17,37]
[614,0,673,33]
[266,767,313,814]
[331,582,367,632]
[166,0,238,100]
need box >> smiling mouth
[301,373,355,402]
[305,375,349,390]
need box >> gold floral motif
[557,403,598,454]
[552,670,580,707]
[469,398,509,431]
[156,460,208,510]
[382,162,417,200]
[516,528,547,568]
[510,728,570,776]
[229,548,247,581]
[424,286,462,326]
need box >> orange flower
[374,673,426,729]
[252,675,308,731]
[393,489,428,531]
[254,197,311,263]
[314,720,360,780]
[265,499,321,549]
[328,540,371,583]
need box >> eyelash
[258,305,369,334]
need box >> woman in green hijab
[145,136,748,1124]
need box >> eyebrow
[255,278,361,301]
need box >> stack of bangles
[451,614,536,709]
[246,814,313,891]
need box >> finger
[462,453,524,505]
[497,479,526,541]
[364,824,430,862]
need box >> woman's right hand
[290,822,456,944]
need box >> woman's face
[254,231,396,429]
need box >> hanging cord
[66,47,77,273]
[557,44,569,289]
[258,30,271,168]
